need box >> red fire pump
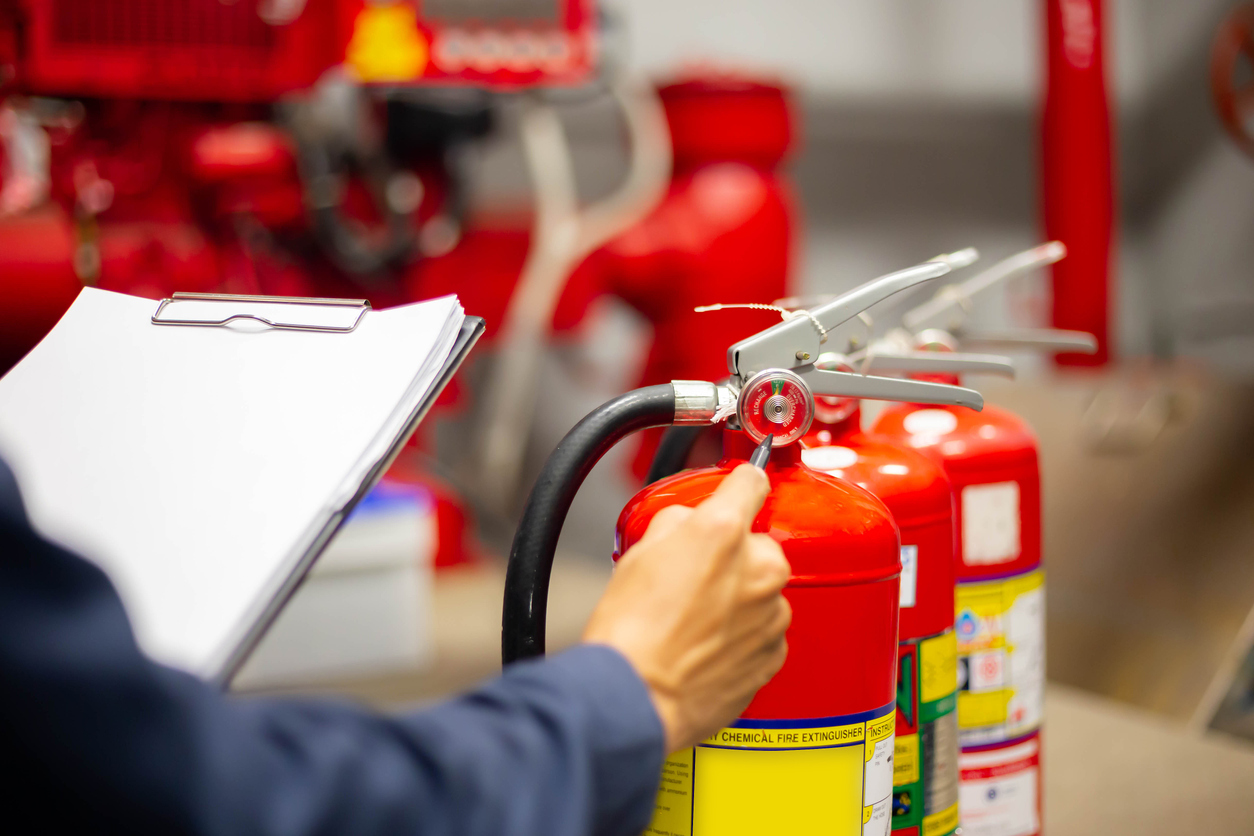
[871,244,1097,836]
[580,74,798,480]
[502,257,990,834]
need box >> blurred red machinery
[581,74,798,478]
[0,0,792,563]
[0,0,601,567]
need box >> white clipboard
[0,288,483,684]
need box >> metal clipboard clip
[152,293,371,334]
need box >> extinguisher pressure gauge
[737,368,814,446]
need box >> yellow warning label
[644,707,895,836]
[958,689,1012,727]
[920,630,958,704]
[955,568,1045,742]
[346,3,430,82]
[894,733,920,785]
[923,801,960,836]
[693,744,865,834]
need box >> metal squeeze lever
[729,261,951,375]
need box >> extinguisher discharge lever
[728,260,953,376]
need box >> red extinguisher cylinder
[615,429,901,836]
[874,402,1045,836]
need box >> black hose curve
[502,385,676,664]
[645,425,705,484]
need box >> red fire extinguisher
[503,257,988,834]
[794,348,1014,836]
[873,244,1097,836]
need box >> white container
[235,482,436,688]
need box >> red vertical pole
[1042,0,1115,366]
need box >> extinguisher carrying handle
[504,384,681,664]
[729,260,955,376]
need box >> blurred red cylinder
[1042,0,1115,366]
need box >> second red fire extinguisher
[874,244,1097,836]
[796,348,1015,836]
[503,257,989,834]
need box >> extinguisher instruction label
[893,630,959,836]
[643,703,896,836]
[955,570,1045,745]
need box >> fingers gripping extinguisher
[872,244,1097,836]
[504,258,988,835]
[649,348,1016,836]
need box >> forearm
[1,484,664,836]
[189,646,665,836]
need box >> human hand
[582,464,791,753]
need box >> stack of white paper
[0,288,467,681]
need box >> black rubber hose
[503,385,676,664]
[645,425,705,485]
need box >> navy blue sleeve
[0,458,664,836]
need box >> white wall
[622,0,1036,103]
[619,0,1227,108]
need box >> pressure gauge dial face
[737,369,815,445]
